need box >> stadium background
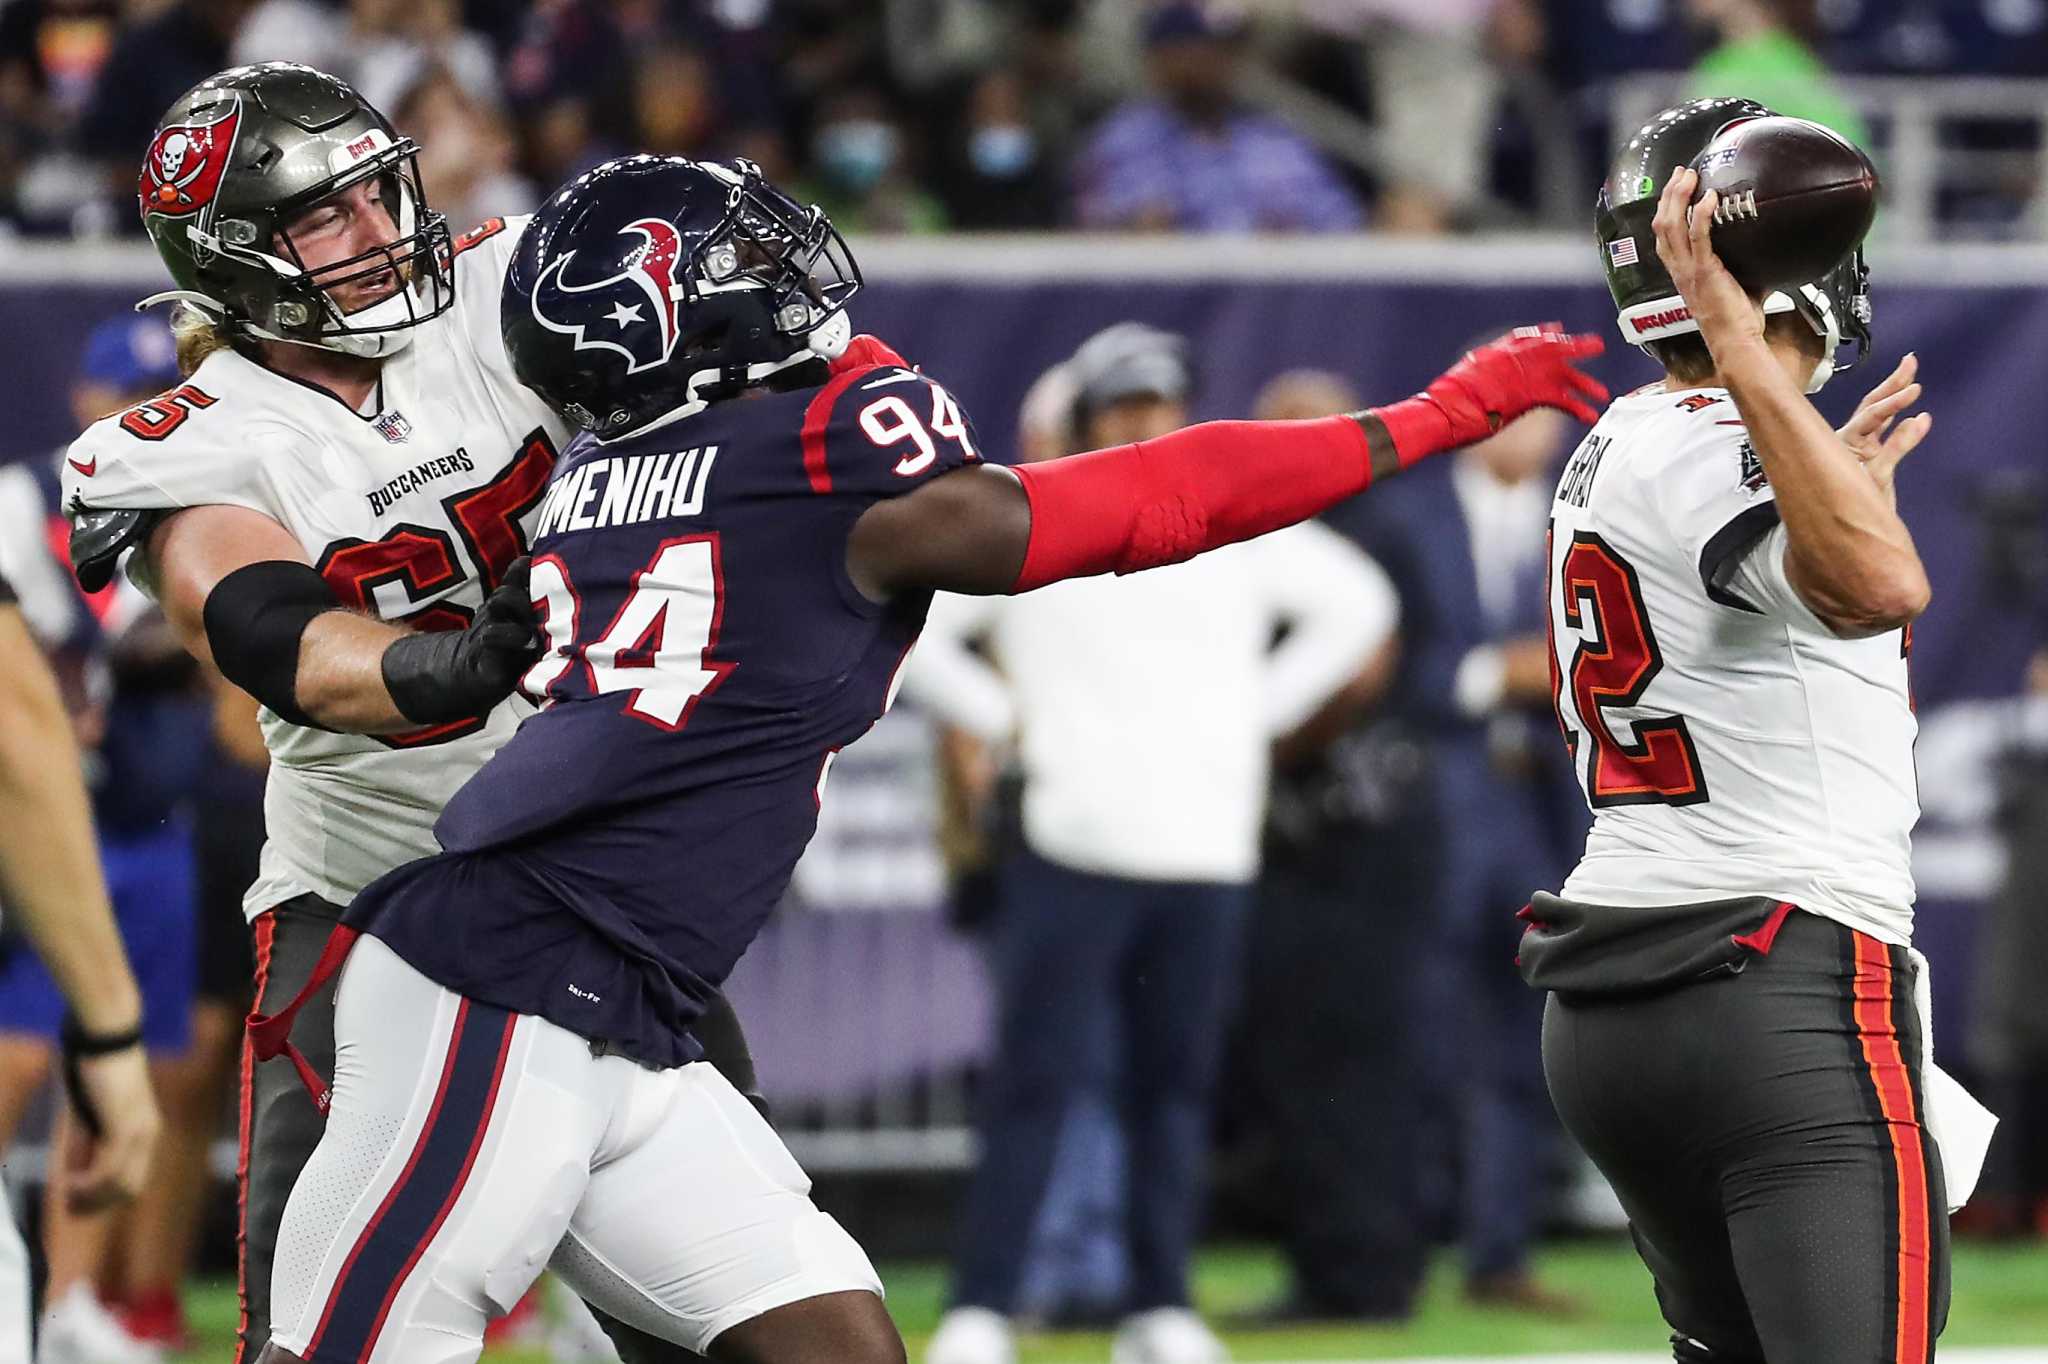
[1,0,2047,1359]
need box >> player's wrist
[1362,393,1458,469]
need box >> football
[1689,115,1879,293]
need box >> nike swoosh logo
[67,456,96,476]
[861,371,922,390]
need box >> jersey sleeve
[807,365,983,504]
[1722,521,1833,633]
[1647,412,1780,613]
[60,369,283,591]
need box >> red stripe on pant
[1850,930,1934,1364]
[233,912,279,1364]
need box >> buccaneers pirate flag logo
[139,104,241,220]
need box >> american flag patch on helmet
[1608,237,1640,268]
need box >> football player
[1521,98,1994,1364]
[0,563,162,1361]
[59,62,755,1364]
[244,153,1605,1364]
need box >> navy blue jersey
[346,362,982,1065]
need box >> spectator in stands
[0,0,119,125]
[1685,0,1869,143]
[933,67,1066,229]
[233,0,500,114]
[1230,369,1431,1323]
[502,0,638,189]
[393,63,537,233]
[1072,2,1362,233]
[0,0,122,230]
[799,84,946,232]
[0,315,211,1364]
[77,0,256,234]
[1348,369,1586,1313]
[631,39,720,159]
[914,322,1396,1364]
[1298,0,1541,233]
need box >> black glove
[381,557,546,725]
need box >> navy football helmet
[503,155,861,437]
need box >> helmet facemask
[211,138,453,359]
[684,160,860,368]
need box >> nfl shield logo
[374,410,413,443]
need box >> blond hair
[171,303,237,376]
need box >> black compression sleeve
[202,560,340,730]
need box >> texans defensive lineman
[59,63,754,1364]
[242,154,1607,1364]
[1521,99,1993,1363]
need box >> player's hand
[831,334,910,374]
[1838,352,1933,508]
[1652,166,1766,355]
[1427,324,1610,435]
[57,1044,159,1213]
[381,556,548,725]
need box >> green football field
[170,1237,2048,1362]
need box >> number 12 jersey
[1546,384,1918,945]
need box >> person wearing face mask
[799,85,946,234]
[936,68,1063,230]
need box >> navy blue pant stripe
[306,999,516,1363]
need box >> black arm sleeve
[202,561,342,731]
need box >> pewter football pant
[1543,910,1949,1364]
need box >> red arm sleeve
[1008,414,1396,593]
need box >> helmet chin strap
[804,309,851,361]
[1792,282,1844,395]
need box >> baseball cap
[78,314,179,393]
[1067,322,1195,420]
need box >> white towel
[1910,948,1999,1212]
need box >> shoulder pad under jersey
[69,505,167,593]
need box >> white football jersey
[61,217,572,917]
[1547,383,1918,945]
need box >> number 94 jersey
[1546,384,1918,944]
[347,362,982,1066]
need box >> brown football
[1689,115,1878,293]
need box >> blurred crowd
[0,0,2040,241]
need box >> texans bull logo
[139,106,240,219]
[529,218,688,375]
